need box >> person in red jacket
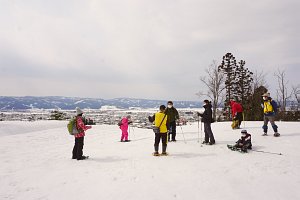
[230,99,243,129]
[72,107,92,160]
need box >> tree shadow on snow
[171,153,216,158]
[251,145,267,151]
[130,137,152,142]
[88,156,128,163]
[280,132,300,137]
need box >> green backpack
[67,117,79,135]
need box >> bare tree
[291,85,300,110]
[252,70,268,92]
[274,69,292,111]
[197,60,225,120]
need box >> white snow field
[0,120,300,200]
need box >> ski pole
[200,119,203,146]
[179,125,187,144]
[243,112,245,128]
[128,124,130,141]
[251,150,282,156]
[197,115,200,143]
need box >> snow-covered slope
[0,121,299,200]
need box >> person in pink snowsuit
[120,116,132,142]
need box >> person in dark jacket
[164,101,179,142]
[233,129,252,152]
[198,100,215,145]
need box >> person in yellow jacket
[153,105,168,156]
[262,93,279,137]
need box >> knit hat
[76,107,83,115]
[204,99,211,104]
[262,93,270,97]
[160,105,166,111]
[241,129,247,134]
[167,101,173,105]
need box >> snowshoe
[152,152,160,156]
[77,155,89,160]
[262,132,268,136]
[227,144,236,150]
[120,140,131,142]
[274,132,280,137]
[227,145,247,153]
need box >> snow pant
[167,121,177,141]
[235,139,252,150]
[263,115,278,133]
[154,133,168,153]
[204,122,215,143]
[236,112,243,127]
[121,130,128,141]
[72,137,84,159]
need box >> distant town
[0,107,211,129]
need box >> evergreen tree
[50,110,66,120]
[218,53,237,103]
[218,53,237,119]
[232,60,253,106]
[247,86,268,120]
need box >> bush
[276,111,300,121]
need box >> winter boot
[262,132,268,136]
[162,145,167,153]
[77,155,88,160]
[153,152,160,156]
[274,132,280,137]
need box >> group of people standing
[70,92,280,159]
[150,101,179,156]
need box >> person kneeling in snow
[233,130,252,152]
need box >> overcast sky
[0,0,299,101]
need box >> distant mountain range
[0,96,202,110]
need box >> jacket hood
[203,103,212,109]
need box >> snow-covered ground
[0,120,300,200]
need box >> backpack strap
[75,116,84,132]
[158,114,167,128]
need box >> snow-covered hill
[0,121,299,200]
[0,96,201,110]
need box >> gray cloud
[0,0,299,100]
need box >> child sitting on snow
[229,130,252,152]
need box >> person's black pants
[72,137,84,159]
[236,112,243,126]
[167,121,177,141]
[204,123,215,143]
[154,133,167,153]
